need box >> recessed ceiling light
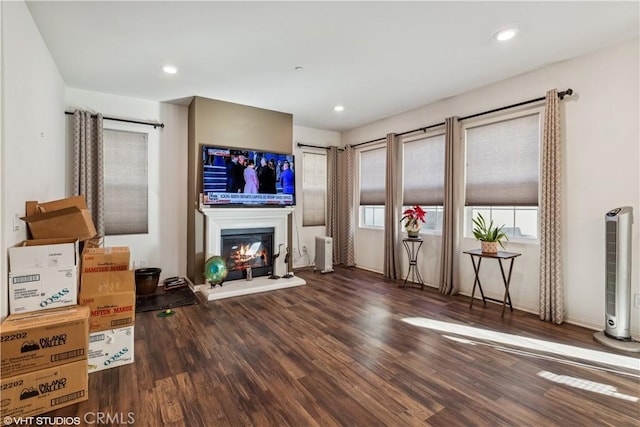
[163,65,177,74]
[334,105,344,112]
[494,28,518,41]
[294,66,304,71]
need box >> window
[302,152,326,226]
[402,133,445,232]
[359,146,386,205]
[403,205,444,232]
[103,129,148,235]
[359,146,386,228]
[464,110,541,240]
[467,206,538,239]
[361,205,385,228]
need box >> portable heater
[315,236,334,274]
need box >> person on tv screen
[230,154,245,193]
[280,160,294,194]
[225,155,236,192]
[243,159,259,193]
[275,159,283,184]
[258,157,276,194]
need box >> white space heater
[315,236,334,274]
[604,206,633,340]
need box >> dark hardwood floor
[50,266,639,426]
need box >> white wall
[343,39,640,335]
[65,88,188,280]
[291,125,341,268]
[0,1,188,319]
[1,1,66,319]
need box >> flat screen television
[202,145,295,206]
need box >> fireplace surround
[195,207,306,300]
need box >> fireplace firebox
[221,227,274,281]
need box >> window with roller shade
[359,145,386,228]
[402,133,445,232]
[302,151,326,226]
[103,129,148,235]
[464,110,542,240]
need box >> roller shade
[302,152,326,226]
[104,129,149,235]
[359,146,386,205]
[403,134,445,205]
[465,113,540,206]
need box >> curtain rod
[459,88,573,121]
[64,111,165,129]
[297,142,329,150]
[351,88,573,148]
[350,136,386,148]
[296,142,343,151]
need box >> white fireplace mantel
[196,206,305,300]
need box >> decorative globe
[204,256,228,287]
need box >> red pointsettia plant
[400,205,426,227]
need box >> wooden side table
[401,238,424,289]
[463,248,521,317]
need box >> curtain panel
[539,89,565,324]
[73,110,105,236]
[327,146,340,263]
[338,146,356,266]
[439,117,460,295]
[383,133,400,279]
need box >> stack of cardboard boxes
[2,196,95,419]
[1,196,136,419]
[79,247,136,373]
[0,306,90,419]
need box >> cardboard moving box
[81,247,130,274]
[80,270,136,332]
[33,195,88,214]
[0,360,88,420]
[22,196,97,241]
[9,238,77,269]
[1,305,89,377]
[8,239,79,314]
[88,326,135,373]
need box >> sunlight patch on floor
[442,334,639,379]
[538,370,638,402]
[402,317,640,373]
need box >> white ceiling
[26,1,639,132]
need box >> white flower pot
[405,222,421,238]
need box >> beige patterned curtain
[73,110,105,236]
[539,89,564,324]
[439,117,460,295]
[383,133,400,279]
[338,146,355,266]
[327,146,340,263]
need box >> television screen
[202,146,295,206]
